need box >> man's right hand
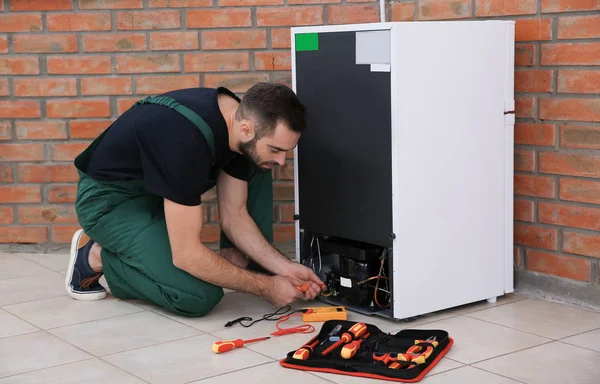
[262,275,304,307]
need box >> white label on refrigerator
[340,277,352,288]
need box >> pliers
[397,336,438,365]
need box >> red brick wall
[1,0,599,288]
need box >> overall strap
[134,95,215,159]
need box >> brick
[49,185,78,203]
[51,226,80,244]
[542,0,600,13]
[515,174,555,198]
[117,97,139,114]
[204,74,270,93]
[558,70,600,94]
[560,124,600,149]
[539,151,600,178]
[79,0,143,9]
[0,166,13,182]
[14,34,78,53]
[116,10,180,30]
[257,6,323,26]
[539,202,600,231]
[0,121,10,140]
[0,57,39,75]
[0,227,48,244]
[9,0,72,10]
[514,199,534,222]
[150,32,199,51]
[0,186,42,203]
[558,15,600,39]
[149,0,211,5]
[279,160,294,180]
[515,123,555,146]
[0,14,42,32]
[541,42,600,66]
[515,96,535,118]
[17,164,78,183]
[0,101,41,118]
[51,143,91,161]
[116,54,180,74]
[0,79,8,97]
[271,28,291,49]
[14,78,77,97]
[0,35,7,54]
[0,207,13,224]
[219,0,284,4]
[200,224,221,243]
[515,150,535,172]
[515,70,553,93]
[16,121,68,140]
[328,4,379,24]
[81,77,133,96]
[418,0,470,20]
[271,72,292,88]
[47,56,111,75]
[392,2,416,21]
[19,206,77,224]
[274,183,294,200]
[515,18,552,41]
[70,120,111,139]
[274,225,295,242]
[475,0,536,16]
[563,231,600,259]
[279,203,295,223]
[136,75,200,95]
[560,178,600,205]
[48,99,111,118]
[184,53,250,72]
[516,44,535,67]
[187,9,252,28]
[83,33,147,52]
[540,98,600,122]
[514,223,557,250]
[255,51,291,71]
[47,12,111,32]
[526,250,591,281]
[202,29,267,50]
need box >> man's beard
[238,139,277,171]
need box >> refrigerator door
[389,21,515,319]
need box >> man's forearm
[174,243,270,297]
[222,211,292,275]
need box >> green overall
[73,95,274,317]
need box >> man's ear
[239,120,255,141]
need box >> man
[65,82,324,317]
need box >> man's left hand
[280,262,326,301]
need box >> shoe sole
[65,229,107,301]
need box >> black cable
[223,305,308,328]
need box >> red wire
[270,313,315,336]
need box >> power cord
[224,305,315,336]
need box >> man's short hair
[236,82,307,139]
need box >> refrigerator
[290,20,515,321]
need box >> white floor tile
[48,311,201,356]
[408,315,550,364]
[190,361,332,383]
[0,331,90,378]
[3,295,144,329]
[0,272,66,306]
[103,334,273,384]
[474,341,600,384]
[0,253,52,280]
[561,328,600,353]
[448,293,528,315]
[0,358,146,384]
[468,298,600,339]
[12,252,70,274]
[0,309,39,339]
[420,366,521,383]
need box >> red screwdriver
[293,339,320,360]
[212,337,269,354]
[321,322,367,356]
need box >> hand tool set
[279,320,453,382]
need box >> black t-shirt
[84,87,256,206]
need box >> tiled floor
[1,250,600,383]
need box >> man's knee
[164,284,225,317]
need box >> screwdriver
[340,332,370,359]
[321,322,367,356]
[293,339,320,360]
[212,337,270,354]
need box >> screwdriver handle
[340,332,370,359]
[293,339,320,360]
[212,339,243,353]
[321,332,351,356]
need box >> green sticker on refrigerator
[295,33,318,51]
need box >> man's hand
[279,262,326,301]
[262,275,304,307]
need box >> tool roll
[279,319,453,382]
